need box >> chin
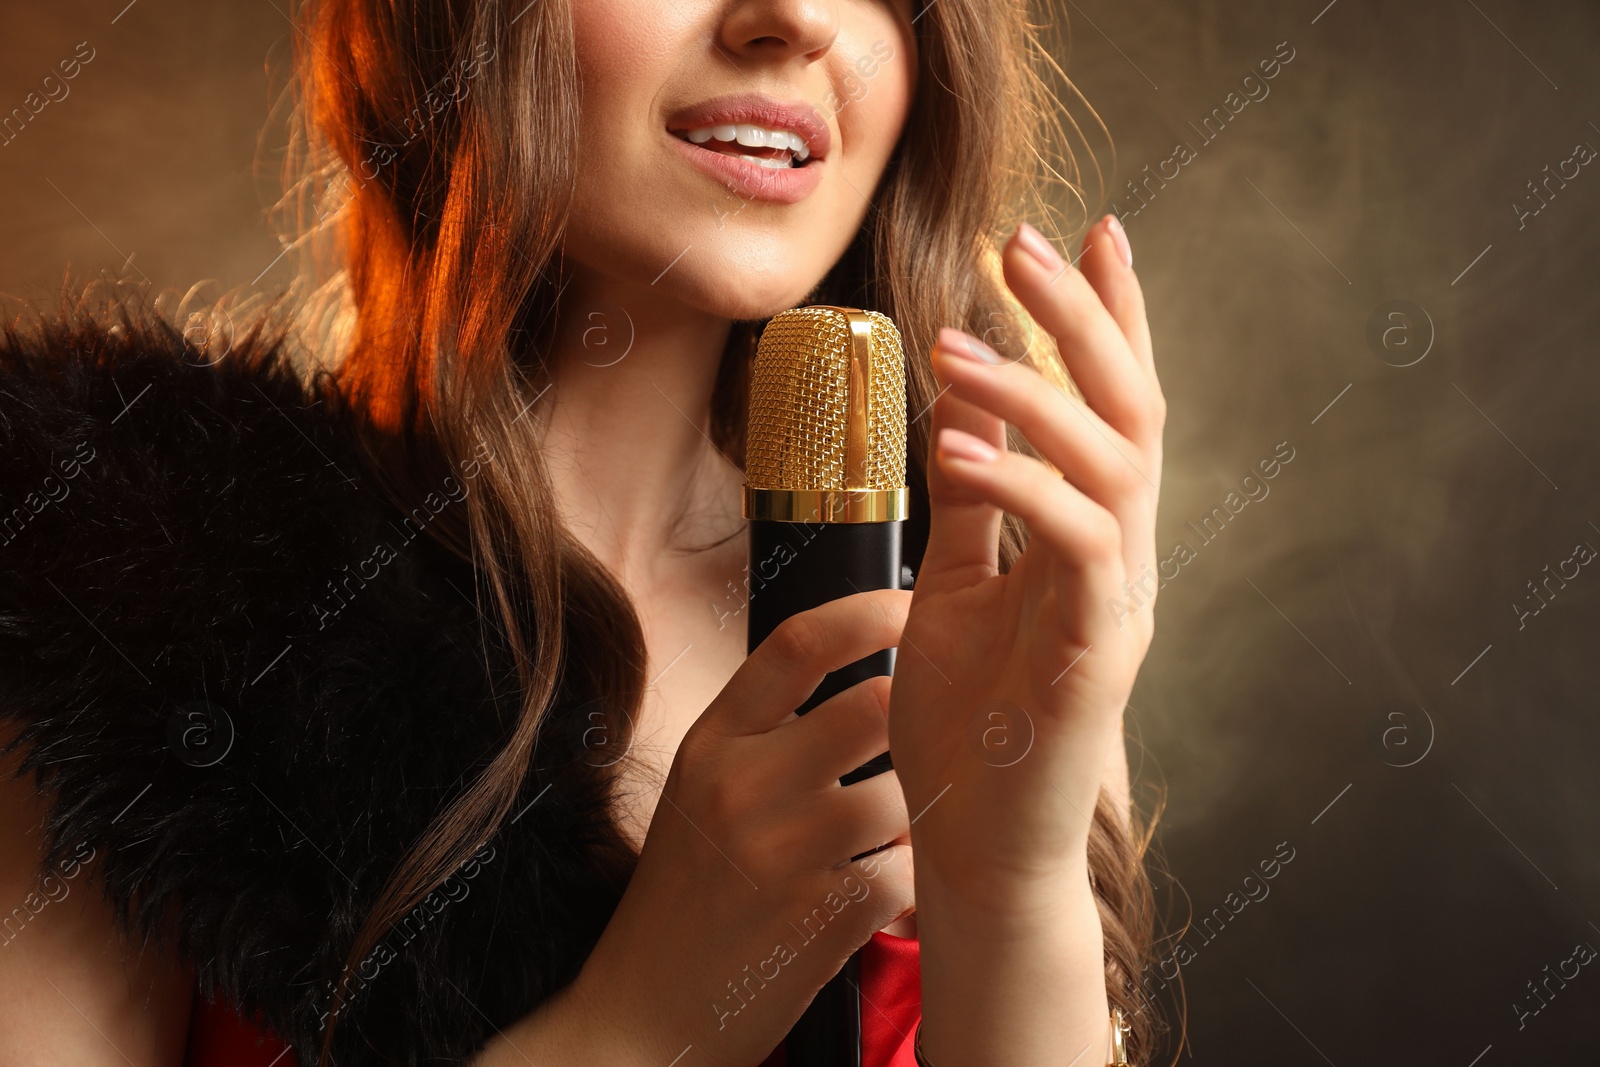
[669,252,834,322]
[566,206,849,322]
[706,285,828,323]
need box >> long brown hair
[279,0,1171,1060]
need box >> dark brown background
[3,0,1597,1061]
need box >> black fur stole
[0,310,635,1065]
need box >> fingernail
[936,326,1005,365]
[937,427,999,464]
[1015,221,1066,273]
[1105,213,1133,269]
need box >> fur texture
[0,310,636,1064]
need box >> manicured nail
[1105,213,1133,269]
[938,427,999,464]
[1015,221,1066,273]
[936,326,1005,365]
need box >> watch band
[912,1007,1131,1066]
[1109,1006,1132,1065]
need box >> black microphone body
[746,517,903,765]
[750,518,905,1067]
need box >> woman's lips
[667,132,824,206]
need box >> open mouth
[671,123,817,171]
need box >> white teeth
[679,120,813,164]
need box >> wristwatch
[912,1007,1132,1066]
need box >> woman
[0,0,1167,1064]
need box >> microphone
[742,305,909,1067]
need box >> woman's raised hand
[558,589,916,1067]
[890,214,1164,916]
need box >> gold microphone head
[742,305,908,524]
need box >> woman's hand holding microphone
[512,589,917,1067]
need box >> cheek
[565,2,693,243]
[569,1,685,152]
[836,38,917,186]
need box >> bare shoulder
[0,722,193,1066]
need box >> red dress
[186,930,923,1067]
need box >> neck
[536,266,747,590]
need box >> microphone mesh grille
[745,307,907,491]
